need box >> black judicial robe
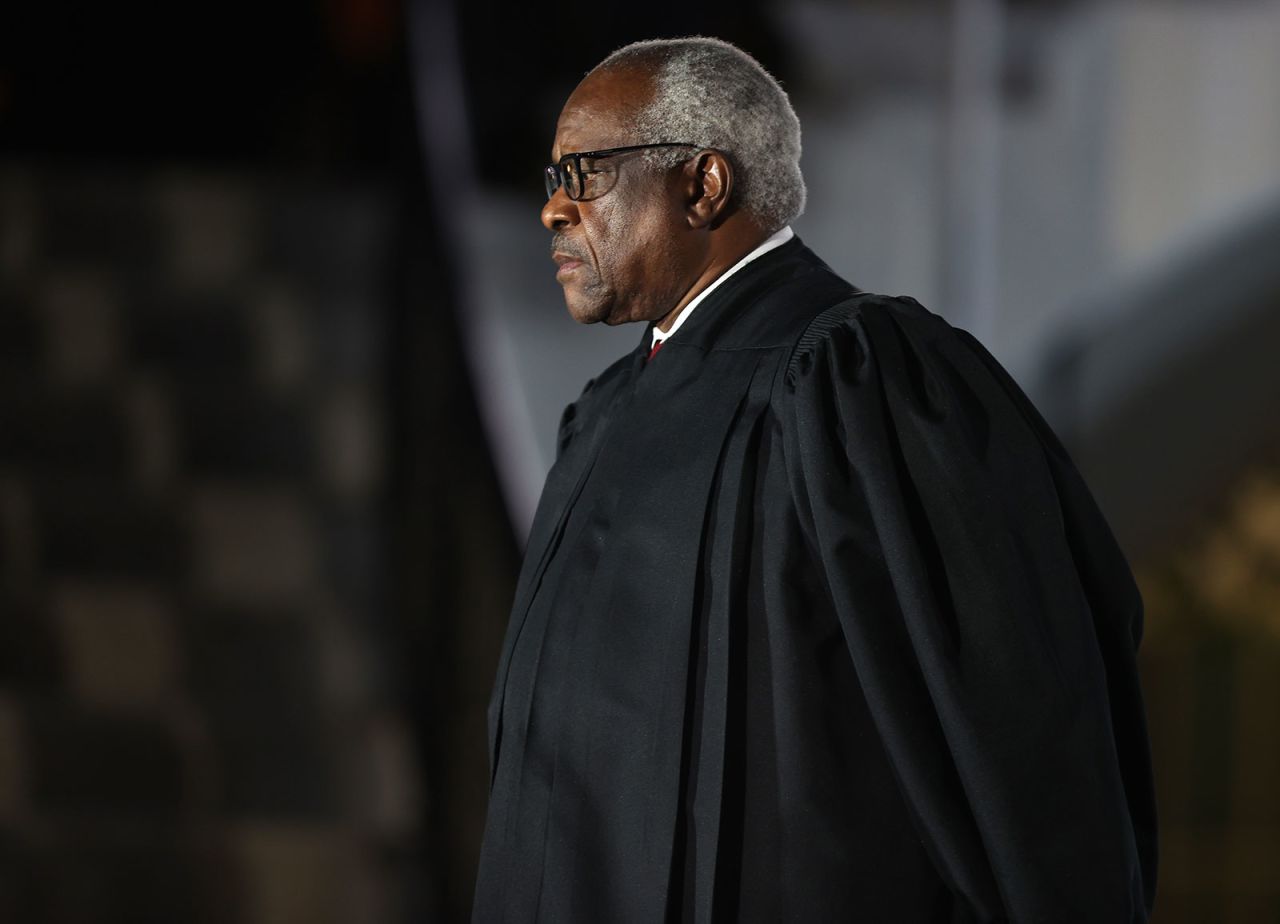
[473,238,1157,924]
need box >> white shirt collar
[650,225,794,347]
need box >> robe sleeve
[777,295,1158,923]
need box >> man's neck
[655,217,775,333]
[651,226,795,343]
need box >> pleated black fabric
[473,238,1157,924]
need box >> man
[474,37,1157,924]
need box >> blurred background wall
[0,2,519,921]
[1,0,1278,922]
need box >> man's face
[541,68,692,326]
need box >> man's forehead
[551,66,654,160]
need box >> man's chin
[563,288,613,325]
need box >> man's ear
[685,150,734,229]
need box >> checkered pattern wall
[0,165,427,923]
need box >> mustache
[551,235,588,263]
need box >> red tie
[647,339,664,362]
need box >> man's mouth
[553,252,584,280]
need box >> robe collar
[637,233,846,357]
[649,226,795,350]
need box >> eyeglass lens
[544,156,586,201]
[563,158,581,199]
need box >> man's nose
[541,189,580,232]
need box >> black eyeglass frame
[543,142,698,201]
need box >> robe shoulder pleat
[777,294,1157,922]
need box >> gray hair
[596,37,806,233]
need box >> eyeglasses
[543,142,697,201]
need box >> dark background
[2,1,1280,922]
